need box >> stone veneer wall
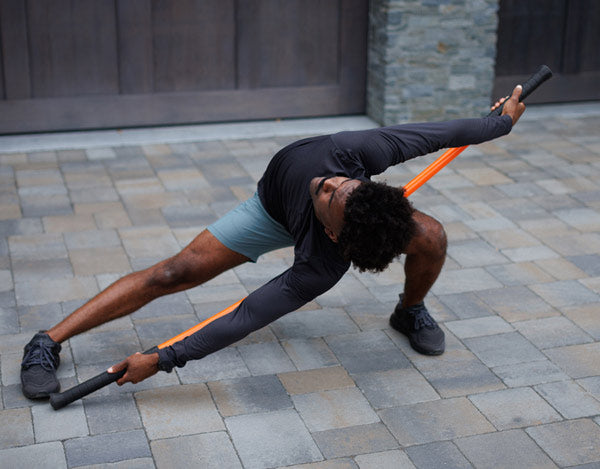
[367,0,501,125]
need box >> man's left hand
[491,85,526,126]
[108,352,159,385]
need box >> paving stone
[133,314,198,350]
[69,247,131,276]
[485,261,555,286]
[438,292,493,319]
[69,329,140,365]
[579,376,600,400]
[225,409,322,469]
[526,419,600,467]
[279,366,354,395]
[326,330,410,374]
[530,280,599,308]
[312,423,398,459]
[379,397,494,446]
[344,301,398,331]
[285,459,359,469]
[353,368,439,409]
[0,407,33,449]
[185,282,248,305]
[316,274,377,307]
[237,341,295,375]
[63,229,121,250]
[176,347,250,383]
[12,258,73,284]
[544,342,600,378]
[15,276,98,306]
[492,359,569,387]
[567,254,600,277]
[208,374,292,417]
[469,387,561,430]
[9,233,67,261]
[84,393,142,435]
[475,286,558,322]
[292,387,379,432]
[32,399,88,442]
[64,430,151,467]
[447,239,509,268]
[136,383,223,440]
[281,338,340,370]
[535,380,600,419]
[0,305,18,334]
[151,432,242,469]
[271,308,359,340]
[405,441,473,469]
[431,267,503,295]
[354,450,416,469]
[455,429,558,469]
[0,442,67,468]
[555,207,600,231]
[513,316,593,349]
[464,332,545,367]
[409,349,504,398]
[445,316,513,339]
[43,213,97,233]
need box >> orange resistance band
[158,298,245,349]
[403,146,468,197]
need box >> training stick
[403,65,553,197]
[49,299,244,410]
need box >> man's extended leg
[390,210,447,355]
[21,230,249,398]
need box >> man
[20,87,525,399]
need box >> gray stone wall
[367,0,500,125]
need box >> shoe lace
[408,305,437,330]
[22,338,59,371]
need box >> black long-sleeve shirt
[157,115,513,370]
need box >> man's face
[309,176,362,242]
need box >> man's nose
[322,178,339,192]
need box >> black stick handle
[488,65,553,116]
[49,347,158,410]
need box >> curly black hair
[338,181,416,272]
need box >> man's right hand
[491,85,526,126]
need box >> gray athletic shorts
[207,192,294,262]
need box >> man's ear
[324,227,339,243]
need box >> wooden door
[494,0,600,103]
[0,0,368,134]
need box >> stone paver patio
[1,104,599,468]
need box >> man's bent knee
[408,212,447,258]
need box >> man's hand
[491,85,526,126]
[108,352,159,385]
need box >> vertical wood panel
[27,0,119,97]
[152,0,235,92]
[338,0,368,112]
[0,0,31,99]
[117,0,153,94]
[562,0,600,74]
[0,32,5,99]
[495,0,565,76]
[237,0,338,89]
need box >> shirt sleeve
[156,257,345,371]
[331,114,513,177]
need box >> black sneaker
[21,332,61,399]
[389,295,445,355]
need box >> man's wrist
[156,348,175,373]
